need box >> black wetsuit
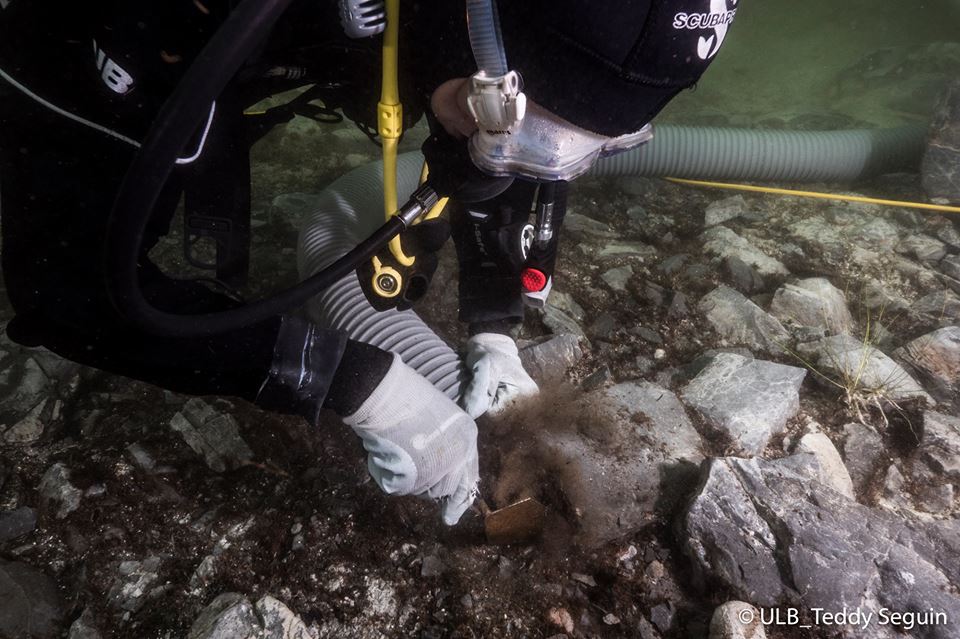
[0,0,732,416]
[0,0,395,419]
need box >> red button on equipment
[521,268,547,292]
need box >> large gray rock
[898,234,948,264]
[0,358,49,415]
[170,399,254,472]
[861,277,910,314]
[503,381,703,548]
[0,560,65,639]
[541,304,587,339]
[702,227,789,279]
[895,326,960,403]
[681,353,806,456]
[600,265,634,293]
[596,241,657,261]
[698,286,791,355]
[38,463,82,519]
[923,81,960,204]
[910,290,960,329]
[188,593,260,639]
[788,213,900,265]
[519,334,584,383]
[941,255,960,282]
[67,609,102,639]
[704,195,749,228]
[189,592,316,639]
[709,602,766,639]
[797,432,854,499]
[546,290,586,322]
[563,211,617,239]
[0,507,37,544]
[916,411,960,481]
[255,596,314,639]
[770,278,854,336]
[683,454,960,638]
[842,422,887,493]
[797,334,933,405]
[108,557,162,613]
[2,399,48,444]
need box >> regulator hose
[104,0,417,339]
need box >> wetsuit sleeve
[0,2,362,417]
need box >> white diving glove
[342,354,479,525]
[461,333,539,419]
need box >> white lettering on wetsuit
[92,40,135,95]
[672,10,737,30]
[674,0,738,60]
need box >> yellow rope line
[665,177,960,215]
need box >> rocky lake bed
[4,24,960,638]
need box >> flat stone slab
[770,277,854,336]
[683,454,960,638]
[797,334,933,405]
[38,463,82,519]
[170,399,254,473]
[682,353,806,456]
[0,559,64,639]
[916,411,960,481]
[895,326,960,403]
[698,286,791,355]
[519,334,584,383]
[0,507,37,544]
[502,381,703,548]
[702,227,789,279]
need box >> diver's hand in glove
[342,354,479,525]
[461,333,539,419]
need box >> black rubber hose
[105,0,409,339]
[132,216,404,337]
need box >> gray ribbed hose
[591,124,927,181]
[298,153,465,400]
[298,123,926,397]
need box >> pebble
[645,560,665,581]
[650,602,675,632]
[571,572,596,587]
[547,607,575,634]
[421,554,445,578]
[125,443,156,472]
[497,555,515,579]
[600,266,634,292]
[39,463,83,519]
[581,367,612,391]
[617,545,638,562]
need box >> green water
[661,0,958,127]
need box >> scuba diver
[0,0,735,525]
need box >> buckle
[466,70,527,132]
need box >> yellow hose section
[665,177,960,216]
[379,0,414,266]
